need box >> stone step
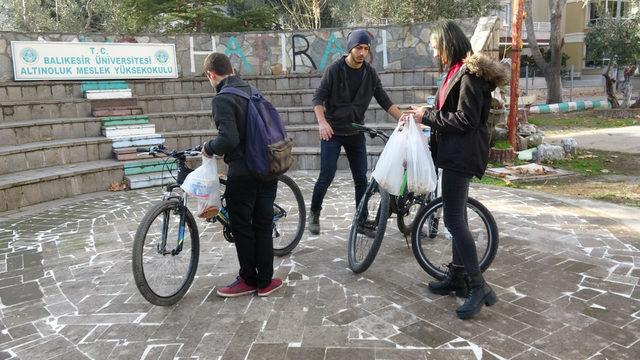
[0,137,113,176]
[135,85,436,113]
[91,98,138,111]
[102,124,156,138]
[85,89,133,100]
[1,98,92,123]
[101,115,150,127]
[81,81,130,93]
[128,68,440,96]
[0,117,102,146]
[111,134,165,149]
[92,106,143,117]
[146,103,407,134]
[0,159,123,212]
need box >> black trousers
[225,175,278,288]
[441,169,480,275]
[310,133,368,211]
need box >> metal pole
[525,65,529,95]
[570,65,574,102]
[508,0,525,149]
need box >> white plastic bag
[372,123,407,195]
[405,116,437,194]
[180,157,221,218]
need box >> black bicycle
[131,145,306,306]
[347,124,499,278]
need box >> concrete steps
[134,85,436,112]
[0,137,113,176]
[0,117,101,145]
[0,159,123,212]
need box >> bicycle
[131,144,306,306]
[347,123,498,277]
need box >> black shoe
[428,263,467,297]
[308,209,320,235]
[456,273,498,320]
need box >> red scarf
[437,61,464,110]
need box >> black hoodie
[312,56,394,136]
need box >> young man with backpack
[202,53,285,297]
[309,30,403,235]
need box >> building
[496,0,638,77]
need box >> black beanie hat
[347,30,371,52]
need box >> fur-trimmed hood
[464,53,509,89]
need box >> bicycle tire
[347,179,390,273]
[411,197,498,280]
[132,200,200,306]
[273,174,306,256]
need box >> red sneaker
[257,278,283,297]
[216,277,257,297]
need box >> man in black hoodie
[309,30,402,234]
[202,53,283,298]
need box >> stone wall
[0,18,486,83]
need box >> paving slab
[0,173,639,359]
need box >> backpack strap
[218,86,260,99]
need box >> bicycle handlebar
[137,144,202,159]
[351,123,390,142]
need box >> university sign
[11,41,178,81]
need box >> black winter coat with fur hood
[422,53,509,178]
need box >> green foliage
[492,139,514,150]
[122,0,278,33]
[348,0,498,24]
[543,151,605,175]
[528,115,640,129]
[584,11,640,66]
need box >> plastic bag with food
[180,156,221,218]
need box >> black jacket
[422,54,509,178]
[204,75,251,177]
[313,56,394,136]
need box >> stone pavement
[545,126,640,154]
[0,173,639,360]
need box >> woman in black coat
[405,20,508,319]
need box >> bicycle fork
[158,207,186,256]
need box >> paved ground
[1,173,639,360]
[545,126,640,154]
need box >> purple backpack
[219,86,294,180]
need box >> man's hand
[318,119,334,141]
[201,142,213,158]
[400,105,427,125]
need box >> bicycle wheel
[411,197,498,280]
[347,179,390,273]
[397,193,430,236]
[272,174,306,256]
[132,199,200,306]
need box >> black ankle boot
[308,209,320,235]
[456,273,498,319]
[428,263,467,297]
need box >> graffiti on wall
[188,30,390,75]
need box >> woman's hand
[400,105,427,125]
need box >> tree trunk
[524,0,565,104]
[544,67,563,103]
[603,64,620,108]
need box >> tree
[0,0,124,33]
[524,0,566,104]
[584,11,640,108]
[348,0,497,25]
[122,0,278,33]
[278,0,328,29]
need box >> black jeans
[441,169,480,275]
[225,175,278,288]
[310,133,368,212]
